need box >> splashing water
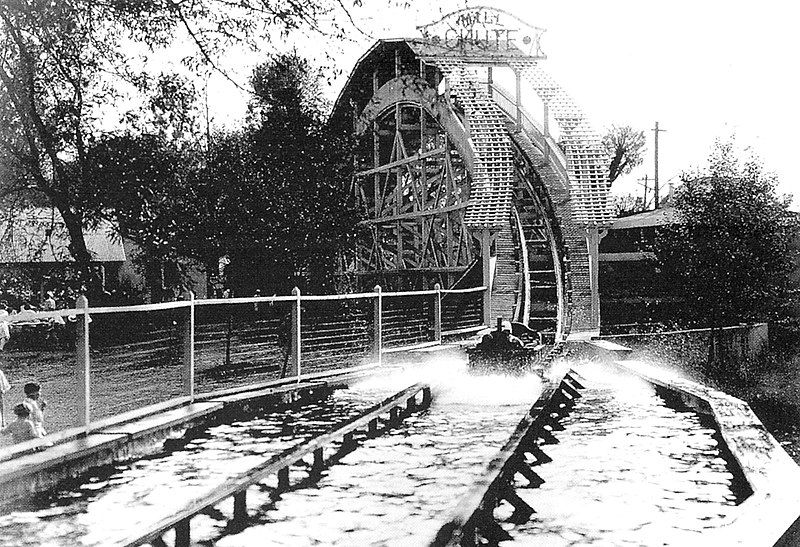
[0,354,743,546]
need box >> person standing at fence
[0,403,39,444]
[0,301,10,350]
[22,382,46,436]
[42,291,65,347]
[42,292,56,313]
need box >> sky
[201,0,800,208]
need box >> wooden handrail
[121,382,432,547]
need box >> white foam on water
[352,354,543,407]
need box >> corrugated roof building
[0,207,125,264]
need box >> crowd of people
[0,290,75,351]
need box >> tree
[656,139,799,370]
[101,53,361,297]
[603,125,646,186]
[612,193,648,217]
[218,53,361,294]
[0,0,361,287]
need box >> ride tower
[330,7,612,341]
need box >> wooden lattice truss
[351,103,478,287]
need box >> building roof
[609,206,678,230]
[0,207,126,264]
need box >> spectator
[42,291,56,312]
[0,403,40,444]
[22,382,46,436]
[0,301,10,350]
[42,291,65,347]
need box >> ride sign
[416,7,546,58]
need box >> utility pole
[652,122,667,209]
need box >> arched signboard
[416,7,546,57]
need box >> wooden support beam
[476,511,514,543]
[348,266,468,276]
[561,382,582,400]
[514,456,545,488]
[565,372,585,390]
[422,386,432,407]
[547,416,565,432]
[313,447,324,472]
[175,519,191,547]
[528,445,553,466]
[233,490,247,522]
[357,147,447,177]
[277,467,290,491]
[537,427,559,445]
[502,486,535,524]
[361,202,469,225]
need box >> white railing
[0,285,486,438]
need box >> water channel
[0,356,745,546]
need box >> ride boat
[466,318,549,376]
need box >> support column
[481,229,493,327]
[586,226,602,336]
[515,69,522,127]
[543,103,550,161]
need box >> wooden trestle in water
[429,365,585,546]
[121,383,432,547]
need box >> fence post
[481,229,493,327]
[182,290,195,401]
[75,295,91,431]
[433,283,442,343]
[290,287,301,381]
[373,285,382,365]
